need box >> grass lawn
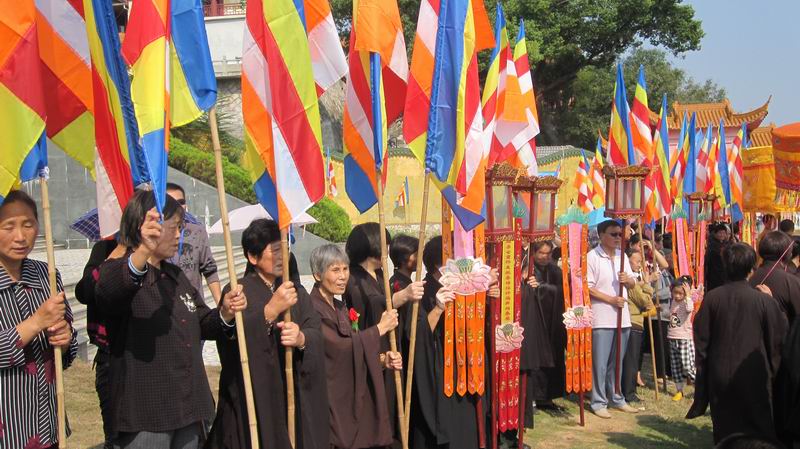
[65,360,712,448]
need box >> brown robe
[205,272,329,449]
[311,286,392,449]
[687,280,788,444]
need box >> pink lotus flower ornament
[438,257,492,295]
[495,323,525,353]
[562,306,594,329]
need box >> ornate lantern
[514,175,563,243]
[602,165,650,219]
[484,162,524,241]
[685,192,707,231]
[704,194,719,222]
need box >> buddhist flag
[574,150,593,213]
[0,1,48,201]
[590,137,606,209]
[121,0,217,213]
[35,0,95,173]
[395,177,409,208]
[682,113,698,196]
[306,0,348,95]
[325,148,338,198]
[728,124,745,221]
[403,0,494,230]
[85,0,150,237]
[645,94,671,220]
[342,0,407,213]
[716,120,731,207]
[242,0,325,228]
[607,64,634,166]
[630,66,653,165]
[671,113,689,204]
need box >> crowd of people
[1,186,800,449]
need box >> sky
[666,0,800,127]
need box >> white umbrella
[208,204,317,234]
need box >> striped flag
[35,0,95,173]
[0,1,48,201]
[84,0,149,237]
[241,0,325,228]
[481,7,538,175]
[306,0,348,95]
[671,113,689,204]
[342,0,407,213]
[630,66,653,166]
[728,124,745,220]
[696,126,710,192]
[589,138,606,209]
[574,151,593,213]
[681,113,698,196]
[403,0,494,230]
[716,120,731,208]
[325,148,338,198]
[121,0,217,213]
[395,177,409,208]
[645,94,672,220]
[607,64,634,166]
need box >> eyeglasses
[175,199,187,206]
[608,232,622,238]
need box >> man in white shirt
[587,220,639,418]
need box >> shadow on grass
[604,414,714,448]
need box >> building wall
[205,15,244,66]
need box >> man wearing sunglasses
[167,182,222,305]
[587,220,639,419]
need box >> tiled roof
[749,124,775,148]
[648,97,771,131]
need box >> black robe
[687,280,788,444]
[704,238,728,292]
[205,273,329,449]
[520,262,566,406]
[750,261,800,326]
[776,317,800,448]
[311,286,392,449]
[406,273,480,449]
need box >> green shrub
[169,137,351,242]
[306,198,351,243]
[171,113,245,164]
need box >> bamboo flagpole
[40,176,66,448]
[402,172,431,439]
[646,228,659,401]
[280,228,296,447]
[209,107,260,449]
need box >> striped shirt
[0,259,78,448]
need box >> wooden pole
[280,228,296,448]
[376,167,409,449]
[209,107,260,449]
[615,218,628,395]
[646,228,659,401]
[402,172,431,439]
[40,177,66,448]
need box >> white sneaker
[592,407,612,419]
[611,403,640,414]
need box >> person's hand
[34,292,66,331]
[265,282,298,322]
[436,288,455,310]
[46,319,72,349]
[377,309,399,336]
[619,272,635,288]
[276,321,306,347]
[220,285,247,322]
[384,351,402,371]
[644,307,657,318]
[138,208,162,256]
[756,284,773,297]
[488,268,501,297]
[611,296,626,308]
[526,276,540,288]
[403,281,425,303]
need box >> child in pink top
[668,279,695,401]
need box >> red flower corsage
[348,307,360,331]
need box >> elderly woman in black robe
[687,243,788,444]
[206,219,327,449]
[520,241,566,420]
[309,244,402,449]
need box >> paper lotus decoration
[495,323,525,353]
[562,306,594,329]
[438,257,492,295]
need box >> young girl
[668,279,695,401]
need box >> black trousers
[622,328,643,402]
[94,349,113,449]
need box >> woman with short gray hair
[309,244,401,449]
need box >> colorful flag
[607,64,634,166]
[35,0,95,173]
[574,151,593,213]
[589,138,606,209]
[305,0,348,95]
[0,1,48,201]
[671,113,689,204]
[630,65,653,166]
[122,0,217,212]
[481,8,538,174]
[84,0,149,237]
[695,125,710,192]
[645,94,671,220]
[716,120,731,207]
[403,0,494,230]
[325,148,338,198]
[241,0,325,228]
[728,123,745,219]
[395,177,409,208]
[681,113,698,196]
[342,0,407,213]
